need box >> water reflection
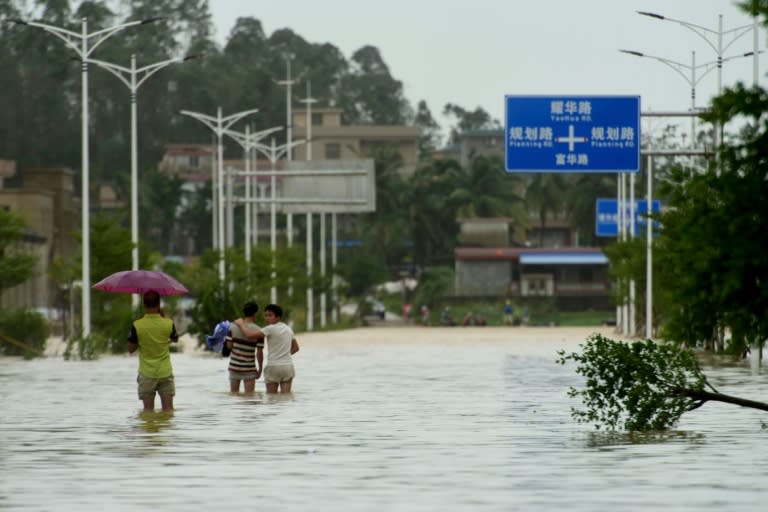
[136,410,174,434]
[582,430,707,448]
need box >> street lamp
[88,53,197,307]
[276,54,303,274]
[637,10,762,149]
[225,134,305,303]
[10,16,160,337]
[220,125,283,263]
[299,82,323,327]
[180,107,260,281]
[619,49,757,145]
[637,10,759,93]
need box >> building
[158,107,421,251]
[158,143,215,183]
[0,166,77,315]
[453,217,610,310]
[291,107,421,176]
[456,129,505,167]
[454,246,611,311]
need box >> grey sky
[208,0,764,135]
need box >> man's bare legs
[142,395,173,412]
[142,397,155,412]
[266,379,292,393]
[159,394,174,412]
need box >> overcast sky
[207,0,764,134]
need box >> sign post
[505,95,640,173]
[595,198,661,237]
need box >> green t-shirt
[129,313,177,378]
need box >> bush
[63,333,110,361]
[0,308,49,359]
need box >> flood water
[1,326,767,511]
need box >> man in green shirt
[128,290,179,412]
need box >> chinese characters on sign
[595,198,661,237]
[505,96,640,173]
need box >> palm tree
[565,173,617,246]
[406,159,463,266]
[524,173,567,246]
[449,154,525,221]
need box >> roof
[294,125,421,138]
[460,129,504,138]
[520,252,608,265]
[455,246,608,265]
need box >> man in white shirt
[234,303,299,393]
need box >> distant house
[457,129,505,167]
[454,246,611,310]
[453,217,610,310]
[158,143,215,183]
[292,107,421,176]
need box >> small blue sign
[505,95,640,173]
[596,198,661,237]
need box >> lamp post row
[10,16,163,337]
[11,16,318,335]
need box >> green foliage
[442,103,500,145]
[525,173,567,246]
[406,159,462,266]
[63,332,109,361]
[0,308,49,359]
[412,266,454,310]
[0,208,37,294]
[558,334,709,431]
[338,253,390,298]
[653,81,768,349]
[450,154,525,220]
[565,173,617,246]
[89,214,154,349]
[185,245,308,341]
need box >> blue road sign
[596,198,661,237]
[505,95,640,173]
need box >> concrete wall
[454,260,511,296]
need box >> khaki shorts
[263,365,295,384]
[229,371,259,382]
[137,374,175,400]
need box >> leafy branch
[557,333,768,431]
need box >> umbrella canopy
[92,270,188,296]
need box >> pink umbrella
[92,270,188,296]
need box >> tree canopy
[558,333,768,431]
[0,207,37,294]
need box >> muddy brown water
[2,327,766,511]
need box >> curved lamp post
[221,125,283,263]
[243,137,305,304]
[180,107,260,281]
[10,16,160,337]
[89,54,197,307]
[637,10,762,150]
[619,49,757,145]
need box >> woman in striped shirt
[225,301,264,393]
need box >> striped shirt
[228,321,263,373]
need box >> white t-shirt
[262,321,295,367]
